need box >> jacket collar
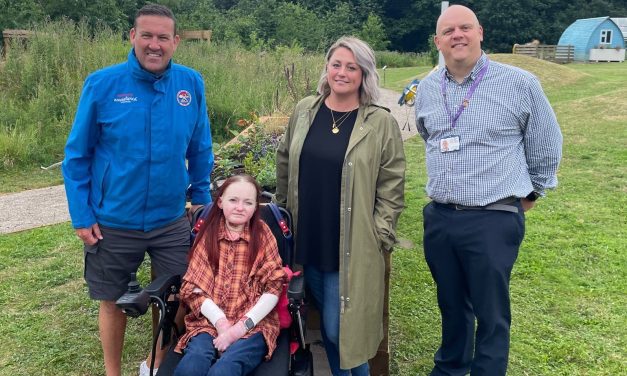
[303,95,388,153]
[127,48,172,82]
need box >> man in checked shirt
[415,5,562,376]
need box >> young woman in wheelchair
[173,174,287,376]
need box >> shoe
[139,360,158,376]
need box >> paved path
[0,185,69,234]
[380,87,418,141]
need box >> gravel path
[0,88,417,235]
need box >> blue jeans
[173,332,267,376]
[304,265,370,376]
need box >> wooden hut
[558,17,625,62]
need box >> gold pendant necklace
[330,107,355,134]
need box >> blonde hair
[317,36,380,105]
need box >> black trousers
[423,201,525,376]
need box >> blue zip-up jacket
[62,49,213,231]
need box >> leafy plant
[211,118,283,193]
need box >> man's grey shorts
[83,216,190,301]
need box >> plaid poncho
[175,219,286,359]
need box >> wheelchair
[116,202,314,376]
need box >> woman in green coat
[274,36,406,374]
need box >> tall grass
[0,21,126,169]
[375,50,431,68]
[176,42,320,139]
[0,21,319,171]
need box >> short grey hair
[317,36,380,105]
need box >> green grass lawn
[0,167,63,194]
[0,58,625,375]
[378,65,434,92]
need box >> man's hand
[521,198,536,212]
[76,224,103,245]
[213,321,247,352]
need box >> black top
[295,102,357,272]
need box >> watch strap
[526,191,541,201]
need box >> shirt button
[347,207,351,212]
[348,162,353,166]
[359,127,363,130]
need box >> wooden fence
[512,44,574,64]
[2,29,34,57]
[179,30,212,44]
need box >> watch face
[244,318,254,331]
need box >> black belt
[434,197,520,213]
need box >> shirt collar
[444,52,488,82]
[218,218,251,243]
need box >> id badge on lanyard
[440,59,489,153]
[440,136,460,153]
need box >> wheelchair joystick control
[127,272,141,293]
[115,273,150,318]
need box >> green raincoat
[275,95,406,368]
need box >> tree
[0,0,45,30]
[359,13,390,51]
[322,2,358,47]
[274,2,324,50]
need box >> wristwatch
[242,317,255,332]
[526,191,541,202]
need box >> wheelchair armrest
[144,274,181,298]
[287,273,305,301]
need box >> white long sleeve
[200,298,226,326]
[245,293,280,326]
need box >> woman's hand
[213,321,247,352]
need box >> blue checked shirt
[415,53,562,206]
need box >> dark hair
[191,174,263,273]
[134,3,177,35]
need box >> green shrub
[212,119,282,192]
[375,50,431,68]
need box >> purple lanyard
[440,60,489,128]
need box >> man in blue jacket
[62,4,213,376]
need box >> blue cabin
[558,17,625,61]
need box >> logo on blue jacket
[177,90,192,107]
